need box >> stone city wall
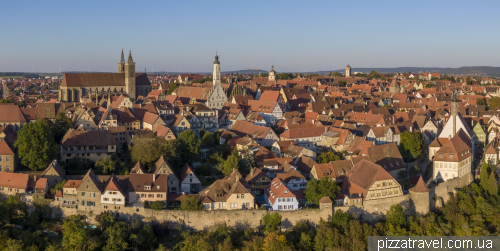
[51,203,332,231]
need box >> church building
[431,91,474,183]
[58,50,152,102]
[206,54,228,110]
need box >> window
[5,157,9,162]
[449,154,453,159]
[439,153,443,158]
[81,192,86,196]
[0,156,2,161]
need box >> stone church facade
[58,50,152,102]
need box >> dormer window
[284,190,287,194]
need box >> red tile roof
[0,140,14,155]
[0,172,29,189]
[409,176,429,193]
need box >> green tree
[50,180,66,196]
[3,239,24,251]
[96,211,116,231]
[167,82,178,95]
[103,222,130,251]
[304,177,341,205]
[137,224,158,250]
[218,149,240,176]
[53,112,73,143]
[386,204,407,229]
[0,98,13,103]
[202,131,215,147]
[425,84,433,88]
[480,161,498,196]
[14,120,59,171]
[489,97,500,110]
[95,154,128,175]
[476,98,486,106]
[240,152,257,174]
[317,151,344,163]
[224,133,233,145]
[180,195,204,210]
[151,201,164,210]
[262,212,282,234]
[262,233,292,251]
[328,72,343,77]
[213,129,220,145]
[408,165,421,178]
[62,157,95,175]
[62,220,89,251]
[177,130,201,164]
[131,133,181,169]
[398,131,425,161]
[277,73,292,80]
[466,76,473,85]
[331,209,351,231]
[199,128,205,140]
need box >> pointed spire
[120,49,125,63]
[127,50,133,63]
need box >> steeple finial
[120,49,125,63]
[128,50,133,63]
[214,51,220,64]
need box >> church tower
[2,82,9,98]
[268,65,276,81]
[125,51,136,100]
[207,53,227,110]
[389,78,400,94]
[118,49,125,73]
[213,53,221,85]
[345,64,351,77]
[451,89,458,137]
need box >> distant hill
[222,70,269,75]
[318,66,500,77]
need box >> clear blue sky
[1,0,499,73]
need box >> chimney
[34,175,37,182]
[250,168,254,177]
[153,174,156,182]
[74,102,76,108]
